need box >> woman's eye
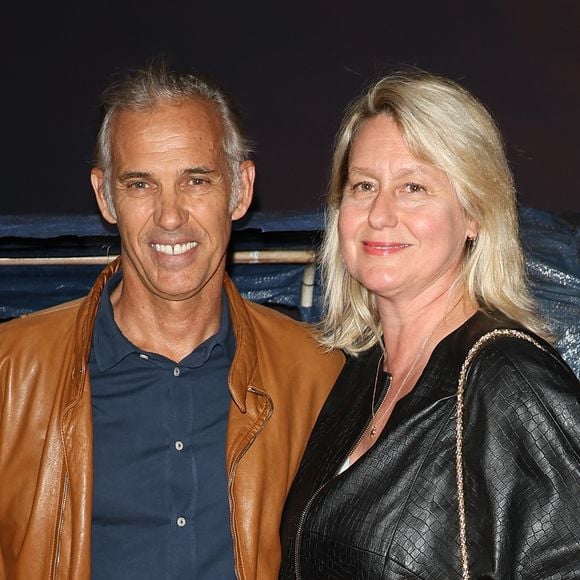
[403,182,426,193]
[351,181,375,194]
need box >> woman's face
[338,115,478,305]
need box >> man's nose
[154,192,189,231]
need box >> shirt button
[175,440,184,451]
[173,367,181,377]
[177,516,186,527]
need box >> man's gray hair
[94,60,252,215]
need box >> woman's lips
[362,241,411,255]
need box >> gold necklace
[368,343,426,439]
[368,311,450,440]
[369,353,386,439]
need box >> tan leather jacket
[0,259,344,580]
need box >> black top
[280,311,580,579]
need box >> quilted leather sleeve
[463,337,580,579]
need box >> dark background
[5,1,579,217]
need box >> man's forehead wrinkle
[116,167,222,183]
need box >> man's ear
[231,160,255,221]
[91,168,117,224]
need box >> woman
[279,71,580,579]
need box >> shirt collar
[179,292,234,368]
[92,271,134,372]
[92,271,234,372]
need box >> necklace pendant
[369,424,377,438]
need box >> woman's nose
[368,191,398,229]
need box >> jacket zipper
[51,473,69,580]
[293,374,392,579]
[228,386,273,580]
[293,482,328,580]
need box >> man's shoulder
[0,298,83,344]
[224,278,344,370]
[243,299,314,340]
[242,299,344,364]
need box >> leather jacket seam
[386,399,457,556]
[228,387,273,580]
[387,555,427,579]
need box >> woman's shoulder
[472,332,577,399]
[465,312,576,384]
[438,310,579,421]
[450,310,572,375]
[460,313,579,444]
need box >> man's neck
[109,280,224,363]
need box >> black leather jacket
[280,312,580,579]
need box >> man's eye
[189,177,209,186]
[128,181,148,190]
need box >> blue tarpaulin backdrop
[0,208,578,376]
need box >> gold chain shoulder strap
[454,328,545,580]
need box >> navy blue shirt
[89,273,236,579]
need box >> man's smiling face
[92,98,252,304]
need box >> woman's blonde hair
[319,70,549,354]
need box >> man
[0,63,343,579]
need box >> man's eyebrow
[118,171,152,181]
[118,167,218,181]
[182,166,217,175]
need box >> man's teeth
[152,242,199,255]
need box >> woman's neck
[377,285,477,376]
